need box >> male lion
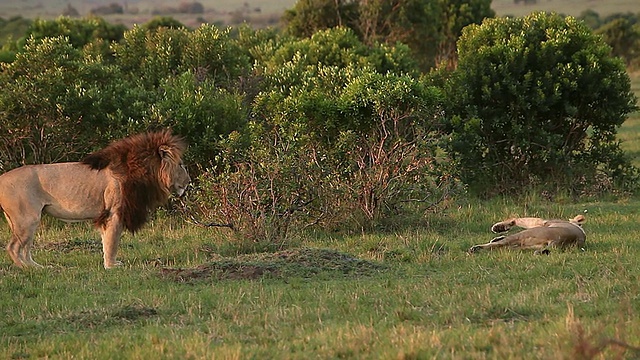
[468,215,586,254]
[0,130,190,269]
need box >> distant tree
[282,0,358,38]
[577,9,601,29]
[143,16,186,31]
[596,17,640,68]
[602,12,639,26]
[19,16,126,51]
[62,4,80,17]
[433,0,495,69]
[283,0,493,71]
[178,2,205,14]
[0,16,31,48]
[90,3,124,15]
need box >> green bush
[443,12,638,197]
[196,57,456,239]
[147,72,247,168]
[0,16,31,51]
[0,36,140,169]
[114,25,250,88]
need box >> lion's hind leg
[21,241,43,267]
[4,212,42,268]
[6,233,25,267]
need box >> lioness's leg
[491,217,546,233]
[469,236,509,252]
[100,217,124,269]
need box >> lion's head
[82,130,190,233]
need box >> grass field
[2,197,640,359]
[3,74,640,357]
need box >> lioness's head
[570,214,585,226]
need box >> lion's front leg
[99,217,124,269]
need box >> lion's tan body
[0,131,189,269]
[469,215,586,254]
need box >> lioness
[0,130,190,269]
[468,215,586,254]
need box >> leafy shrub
[196,57,457,239]
[443,12,638,197]
[0,16,31,50]
[0,36,140,169]
[114,25,250,89]
[146,72,247,168]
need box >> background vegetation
[1,0,640,358]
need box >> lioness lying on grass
[469,215,586,254]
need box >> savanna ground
[0,75,639,359]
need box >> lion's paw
[104,260,124,269]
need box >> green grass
[2,199,640,359]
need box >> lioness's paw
[491,224,509,233]
[534,249,550,255]
[468,246,481,253]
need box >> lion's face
[171,161,191,197]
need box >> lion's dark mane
[81,130,186,233]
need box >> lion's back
[0,163,115,220]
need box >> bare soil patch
[160,247,387,282]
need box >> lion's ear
[158,145,172,160]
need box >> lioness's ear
[571,215,585,224]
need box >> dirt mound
[160,248,386,282]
